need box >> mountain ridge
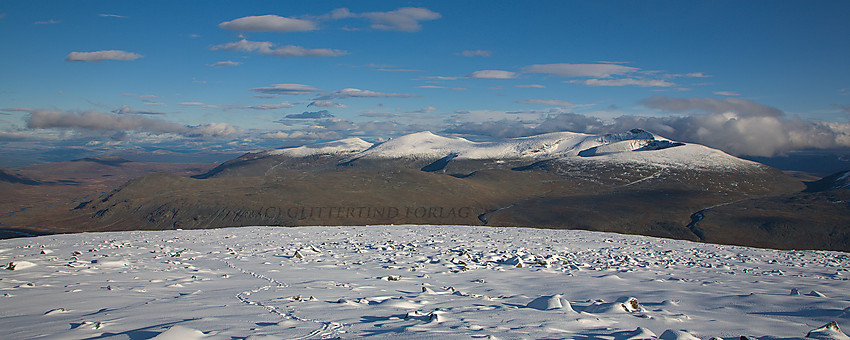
[68,129,833,250]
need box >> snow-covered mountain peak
[266,137,373,157]
[264,130,759,169]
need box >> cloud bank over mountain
[448,96,850,157]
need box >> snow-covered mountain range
[264,129,756,169]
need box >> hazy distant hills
[0,157,215,238]
[67,129,850,250]
[0,168,40,185]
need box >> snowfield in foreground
[2,226,849,339]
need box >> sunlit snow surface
[2,226,849,339]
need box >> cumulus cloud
[446,96,850,157]
[459,50,492,57]
[410,106,437,113]
[317,7,440,32]
[178,102,217,109]
[25,109,234,138]
[244,103,295,110]
[218,15,316,32]
[714,91,740,96]
[251,84,320,95]
[261,130,341,140]
[185,123,236,137]
[285,110,334,119]
[312,118,357,130]
[359,7,441,32]
[211,61,241,67]
[604,112,850,157]
[112,105,164,115]
[211,39,348,57]
[522,63,639,78]
[315,88,418,100]
[308,100,347,108]
[516,99,573,107]
[641,95,783,118]
[66,50,142,62]
[468,70,517,79]
[577,78,675,87]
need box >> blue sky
[1,1,849,166]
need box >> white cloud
[420,76,462,81]
[408,106,437,113]
[578,78,675,87]
[468,70,517,79]
[122,93,157,98]
[211,39,348,57]
[211,61,241,67]
[112,105,165,115]
[460,50,492,57]
[25,109,234,138]
[416,85,467,91]
[376,68,421,73]
[516,84,546,88]
[714,91,740,96]
[308,100,347,108]
[522,63,638,78]
[178,102,218,109]
[251,84,320,95]
[186,123,236,137]
[317,7,440,32]
[359,7,441,32]
[445,106,850,157]
[640,95,783,117]
[66,50,142,62]
[99,14,126,19]
[317,88,418,100]
[219,15,316,32]
[1,107,37,113]
[286,110,334,119]
[516,99,573,107]
[34,19,60,25]
[261,130,340,140]
[244,103,295,110]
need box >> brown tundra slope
[66,130,847,251]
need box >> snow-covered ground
[2,225,849,339]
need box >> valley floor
[1,225,849,339]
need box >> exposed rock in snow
[5,261,35,270]
[585,296,644,313]
[807,322,850,340]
